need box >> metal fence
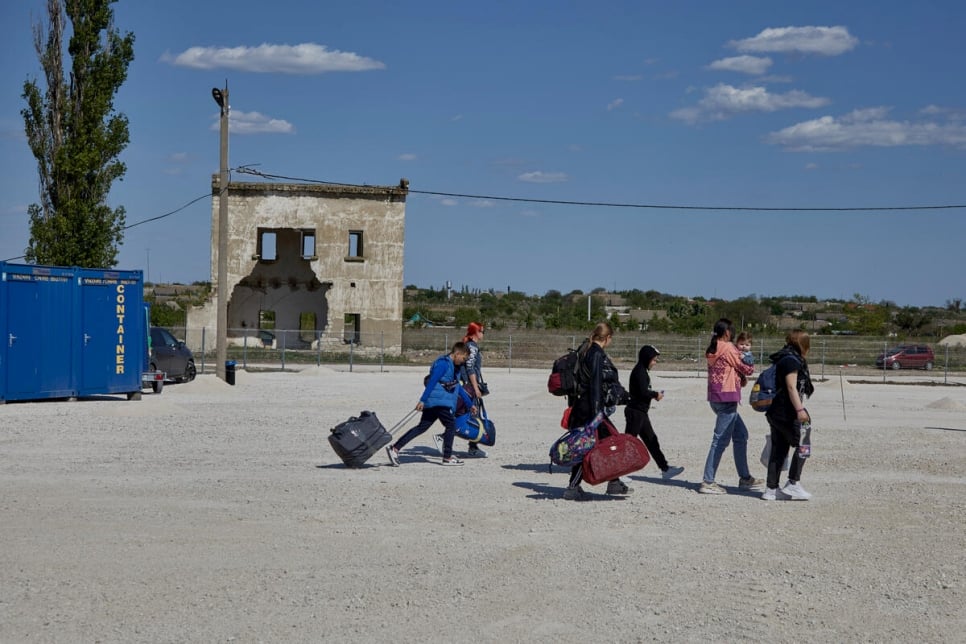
[168,326,966,382]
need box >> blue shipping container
[0,262,146,403]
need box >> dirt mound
[926,396,966,410]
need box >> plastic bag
[759,434,791,471]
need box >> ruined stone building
[187,177,409,355]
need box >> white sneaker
[432,434,444,456]
[782,481,812,500]
[662,465,685,481]
[385,445,400,467]
[761,487,777,501]
[698,481,727,495]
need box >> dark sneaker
[738,476,765,491]
[563,485,588,501]
[662,465,685,480]
[606,480,632,495]
[466,446,488,458]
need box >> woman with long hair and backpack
[699,318,763,495]
[762,330,815,501]
[563,321,629,501]
[436,321,489,458]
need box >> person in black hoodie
[625,345,684,481]
[762,330,815,501]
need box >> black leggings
[624,407,669,471]
[765,417,806,489]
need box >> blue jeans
[702,402,752,483]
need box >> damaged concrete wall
[187,179,408,356]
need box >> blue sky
[1,1,964,308]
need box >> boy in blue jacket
[387,342,476,466]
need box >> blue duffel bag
[453,402,496,446]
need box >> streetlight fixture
[212,82,229,381]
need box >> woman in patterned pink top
[698,318,762,495]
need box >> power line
[123,192,210,229]
[235,167,966,212]
[2,188,215,263]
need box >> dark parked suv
[875,344,934,371]
[149,327,197,382]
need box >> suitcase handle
[387,408,420,435]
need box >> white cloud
[759,74,794,84]
[450,114,464,122]
[397,153,417,161]
[440,198,458,207]
[211,110,295,135]
[766,107,966,151]
[518,171,569,183]
[613,74,642,81]
[161,43,385,74]
[804,162,819,170]
[470,199,495,208]
[670,83,829,124]
[607,98,624,111]
[920,104,966,121]
[707,55,772,75]
[167,152,189,163]
[520,209,540,218]
[729,26,858,56]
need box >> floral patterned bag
[549,411,606,469]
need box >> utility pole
[212,83,229,381]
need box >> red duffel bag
[581,432,651,486]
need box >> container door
[77,273,143,396]
[1,268,75,400]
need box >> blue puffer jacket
[421,354,472,411]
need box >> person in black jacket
[564,322,629,500]
[762,330,815,501]
[624,345,684,481]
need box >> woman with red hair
[437,321,489,457]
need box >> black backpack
[548,348,583,397]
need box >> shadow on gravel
[512,480,629,502]
[501,463,556,474]
[925,426,966,432]
[626,474,696,492]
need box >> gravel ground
[1,366,964,643]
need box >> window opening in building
[258,230,277,261]
[301,230,316,259]
[344,313,361,345]
[258,309,276,347]
[348,231,363,258]
[300,312,316,344]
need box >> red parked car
[875,345,935,371]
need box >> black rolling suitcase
[328,409,417,468]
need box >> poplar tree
[21,0,135,267]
